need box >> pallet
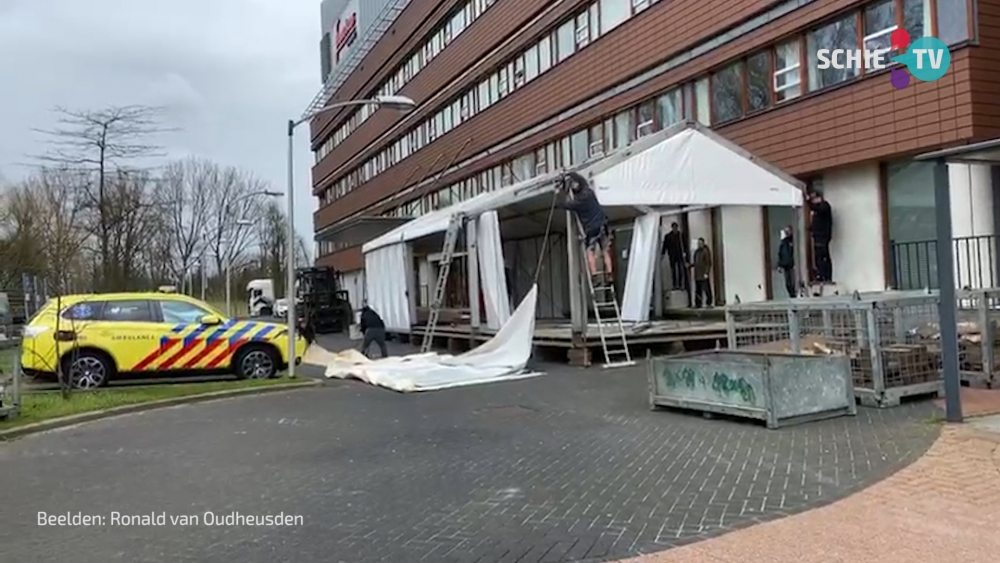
[959,370,995,389]
[854,380,943,408]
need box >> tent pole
[467,216,481,345]
[567,210,586,345]
[796,204,809,297]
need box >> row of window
[314,0,499,164]
[62,299,216,324]
[318,0,666,206]
[706,0,970,125]
[317,0,972,252]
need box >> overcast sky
[0,0,322,250]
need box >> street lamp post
[285,95,415,377]
[222,190,283,317]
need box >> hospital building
[307,0,990,355]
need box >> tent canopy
[362,120,805,254]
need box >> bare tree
[157,157,215,287]
[32,105,173,290]
[204,166,269,278]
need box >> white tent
[588,123,803,207]
[362,120,807,331]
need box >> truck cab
[246,279,275,317]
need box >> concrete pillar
[948,163,996,288]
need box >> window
[514,152,535,179]
[903,0,930,39]
[62,301,103,321]
[746,52,771,112]
[535,147,548,174]
[632,0,650,13]
[452,7,467,35]
[588,123,605,157]
[773,39,802,102]
[513,56,525,87]
[589,3,600,39]
[600,0,630,35]
[525,45,540,80]
[570,130,588,163]
[576,11,591,48]
[807,15,860,91]
[101,300,153,322]
[864,0,896,70]
[694,77,710,124]
[657,89,682,126]
[160,300,211,324]
[613,110,633,148]
[538,36,552,73]
[498,68,509,97]
[935,0,969,45]
[556,20,575,62]
[711,62,743,124]
[636,99,657,137]
[478,80,490,110]
[488,74,499,105]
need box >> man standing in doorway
[359,303,389,359]
[777,226,797,298]
[691,238,714,308]
[661,222,688,290]
[809,191,834,283]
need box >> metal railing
[890,235,999,290]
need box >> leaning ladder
[574,219,635,369]
[421,213,464,353]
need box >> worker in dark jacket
[661,222,688,290]
[556,171,613,278]
[358,304,388,359]
[777,226,797,298]
[809,192,833,283]
[690,238,713,308]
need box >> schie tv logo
[814,29,951,89]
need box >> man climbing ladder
[555,171,613,280]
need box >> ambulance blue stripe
[227,323,256,345]
[182,324,211,347]
[251,325,275,341]
[171,324,186,333]
[205,321,237,343]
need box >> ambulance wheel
[61,350,113,389]
[233,344,279,380]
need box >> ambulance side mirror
[199,314,222,326]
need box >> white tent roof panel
[587,124,804,207]
[362,121,804,254]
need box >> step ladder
[573,220,634,369]
[421,213,464,353]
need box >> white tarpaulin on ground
[325,284,540,392]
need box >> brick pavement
[0,338,942,563]
[614,420,1000,563]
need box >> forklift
[295,267,354,343]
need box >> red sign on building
[335,12,358,62]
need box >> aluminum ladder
[574,219,634,369]
[421,213,464,353]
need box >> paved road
[0,348,939,563]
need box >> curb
[0,379,321,441]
